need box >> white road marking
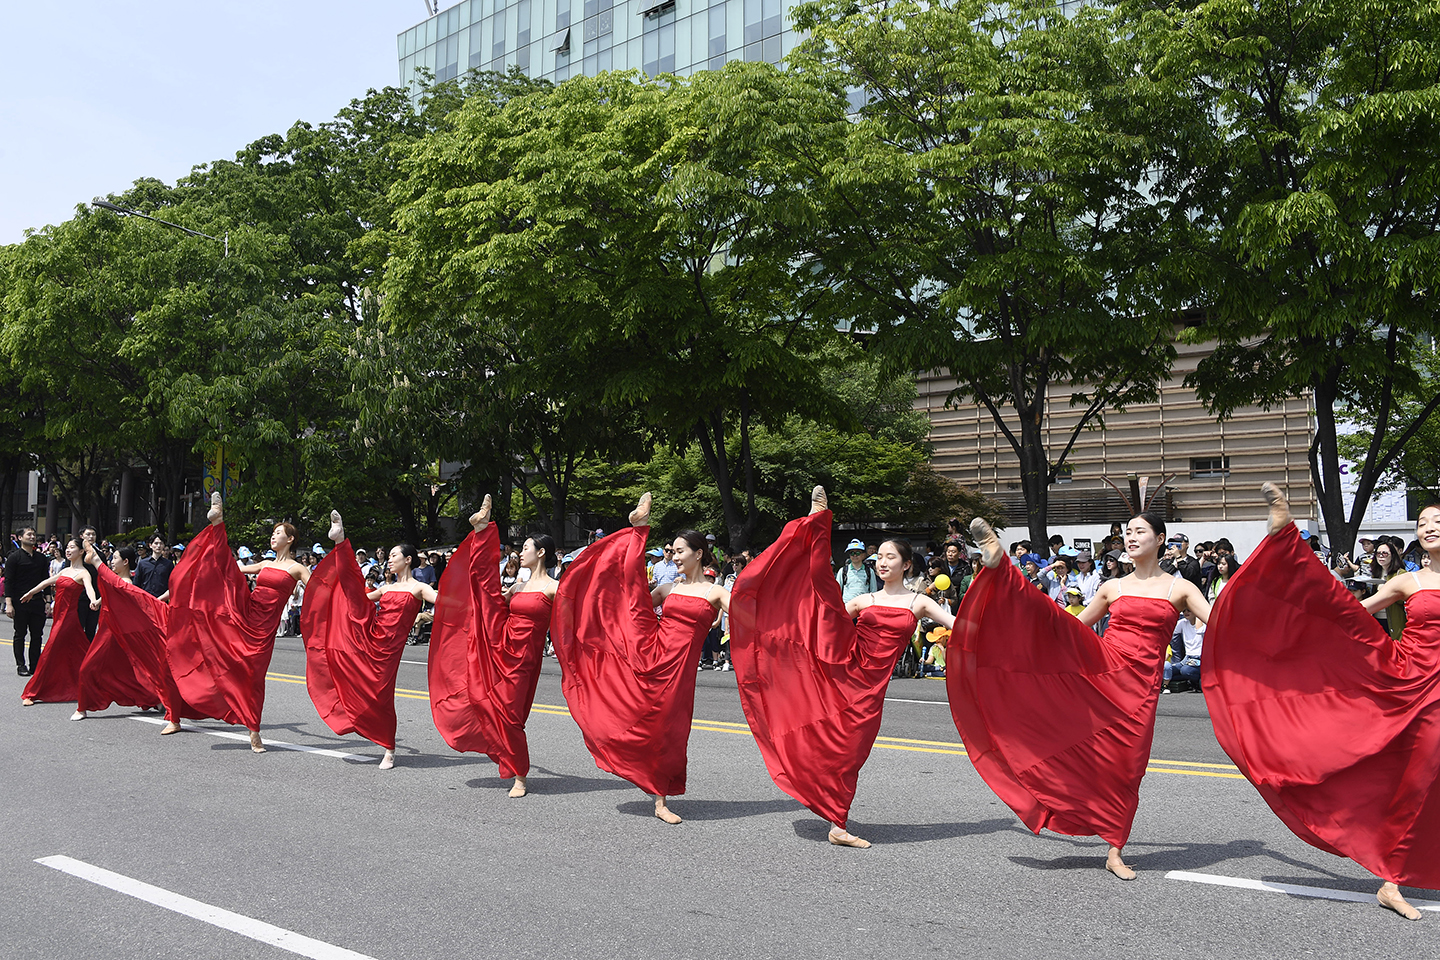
[35,855,378,960]
[128,717,376,761]
[884,697,949,705]
[1167,870,1440,910]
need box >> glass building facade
[397,0,799,87]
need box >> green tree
[382,63,855,550]
[1141,0,1440,554]
[1339,341,1440,506]
[792,0,1187,550]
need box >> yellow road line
[264,670,1243,776]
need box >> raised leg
[1261,482,1293,537]
[1105,845,1136,881]
[1378,882,1422,920]
[810,485,828,515]
[469,493,492,533]
[653,794,682,824]
[969,517,1004,569]
[630,492,652,528]
[207,491,223,526]
[328,510,345,544]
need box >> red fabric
[22,576,89,703]
[552,526,712,796]
[77,566,161,712]
[1204,525,1440,887]
[87,564,200,721]
[166,522,294,729]
[300,541,418,751]
[429,525,552,778]
[948,558,1179,848]
[729,510,917,828]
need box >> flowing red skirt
[949,558,1179,848]
[22,576,90,703]
[300,542,418,751]
[85,564,200,721]
[552,526,713,796]
[1204,524,1440,887]
[729,510,917,827]
[429,524,552,779]
[166,522,293,729]
[77,565,162,712]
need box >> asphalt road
[2,628,1435,960]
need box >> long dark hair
[673,530,715,568]
[393,543,419,571]
[1131,512,1168,559]
[1215,554,1241,580]
[1371,540,1403,578]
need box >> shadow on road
[613,797,801,821]
[1009,835,1353,880]
[792,816,1022,846]
[468,766,635,795]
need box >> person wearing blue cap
[836,538,877,603]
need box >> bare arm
[417,582,439,605]
[19,573,63,602]
[914,594,955,629]
[78,569,100,607]
[1076,581,1118,628]
[844,592,874,618]
[237,562,265,575]
[1176,580,1212,624]
[651,581,675,606]
[1363,577,1410,615]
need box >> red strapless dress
[1205,524,1440,887]
[429,524,552,778]
[166,522,294,729]
[729,510,917,827]
[300,541,419,751]
[77,565,162,712]
[949,557,1180,848]
[552,526,713,796]
[84,564,199,721]
[22,576,90,703]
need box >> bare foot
[160,721,182,735]
[469,494,492,532]
[1261,482,1293,537]
[1105,846,1137,880]
[328,509,344,544]
[970,517,1004,569]
[630,492,652,528]
[21,698,34,706]
[207,491,223,525]
[249,730,266,753]
[828,826,871,848]
[654,795,682,824]
[1378,882,1422,920]
[509,776,527,798]
[810,485,828,515]
[70,710,86,721]
[378,749,395,770]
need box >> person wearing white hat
[836,538,877,603]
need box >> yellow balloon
[933,574,952,591]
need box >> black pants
[12,598,44,669]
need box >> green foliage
[1340,342,1440,503]
[790,0,1186,548]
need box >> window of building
[709,2,727,61]
[516,0,532,47]
[642,5,676,75]
[557,0,571,30]
[493,6,507,60]
[743,0,780,45]
[469,23,486,67]
[1191,457,1231,479]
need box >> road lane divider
[1166,870,1440,910]
[36,855,379,959]
[128,717,376,761]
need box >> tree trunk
[1018,406,1050,552]
[1309,367,1355,557]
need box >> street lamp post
[91,199,228,257]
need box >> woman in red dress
[730,486,955,848]
[19,537,100,706]
[953,512,1212,880]
[430,495,557,797]
[166,493,307,752]
[301,511,435,769]
[72,547,162,720]
[1204,485,1440,920]
[552,493,727,824]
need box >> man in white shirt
[1163,610,1204,692]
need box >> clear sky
[0,1,433,245]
